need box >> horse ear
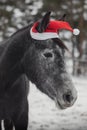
[36,11,51,33]
[59,14,67,21]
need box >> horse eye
[43,52,53,58]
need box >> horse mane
[52,38,69,52]
[11,25,30,37]
[11,22,34,37]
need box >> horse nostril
[63,92,73,103]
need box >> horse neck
[0,26,31,87]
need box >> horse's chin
[43,91,67,110]
[55,98,67,110]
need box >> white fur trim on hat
[30,28,59,40]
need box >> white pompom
[73,29,80,35]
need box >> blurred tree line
[0,0,87,75]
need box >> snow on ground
[28,76,87,130]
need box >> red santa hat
[30,20,80,40]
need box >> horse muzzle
[55,90,77,110]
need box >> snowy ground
[28,76,87,130]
